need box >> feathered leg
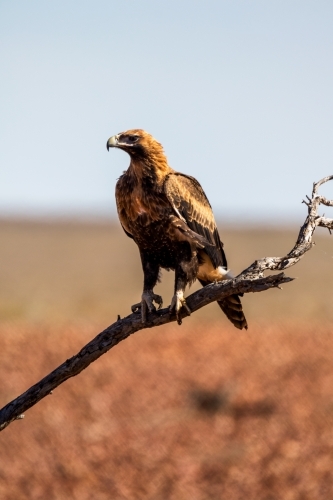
[170,265,191,325]
[131,251,163,323]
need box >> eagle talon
[133,291,163,323]
[131,303,141,314]
[169,291,191,325]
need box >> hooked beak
[106,134,119,151]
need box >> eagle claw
[131,290,163,323]
[169,291,191,325]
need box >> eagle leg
[169,264,192,325]
[131,290,163,322]
[170,290,191,325]
[132,251,163,322]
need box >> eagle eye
[128,135,138,143]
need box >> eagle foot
[169,291,191,325]
[131,290,163,323]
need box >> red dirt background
[1,321,333,499]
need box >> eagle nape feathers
[106,129,248,330]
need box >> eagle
[106,129,247,329]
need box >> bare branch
[0,176,332,432]
[239,175,333,279]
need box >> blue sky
[1,1,333,222]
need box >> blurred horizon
[0,212,307,227]
[1,1,333,223]
[1,218,332,325]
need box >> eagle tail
[198,278,248,330]
[217,294,248,330]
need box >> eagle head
[106,129,164,160]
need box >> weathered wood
[0,176,332,432]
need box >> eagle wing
[164,173,227,269]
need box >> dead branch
[0,176,332,432]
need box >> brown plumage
[106,129,247,329]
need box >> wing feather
[164,173,227,268]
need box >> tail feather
[198,278,248,330]
[218,295,248,330]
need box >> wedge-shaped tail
[217,294,248,330]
